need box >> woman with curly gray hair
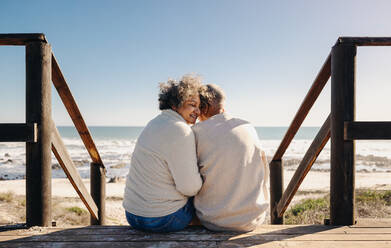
[123,75,203,232]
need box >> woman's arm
[165,124,203,196]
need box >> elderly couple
[123,75,269,232]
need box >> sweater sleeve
[165,123,202,196]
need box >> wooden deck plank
[2,233,391,242]
[2,234,391,242]
[221,241,391,248]
[1,241,391,248]
[2,224,391,235]
[1,224,391,247]
[0,241,217,248]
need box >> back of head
[199,84,226,118]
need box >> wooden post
[330,43,356,225]
[270,160,284,224]
[25,41,52,227]
[90,163,106,225]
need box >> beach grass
[0,191,26,223]
[66,206,88,216]
[285,189,391,224]
[0,191,14,202]
[52,198,90,226]
[285,196,329,224]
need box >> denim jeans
[125,198,195,233]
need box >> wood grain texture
[277,114,330,217]
[51,54,104,166]
[0,123,37,142]
[269,160,283,224]
[2,233,391,242]
[273,53,331,160]
[90,163,106,225]
[51,126,99,220]
[344,121,391,140]
[2,241,391,248]
[1,224,391,247]
[0,33,46,46]
[338,37,391,46]
[4,225,391,236]
[330,43,356,225]
[25,42,52,227]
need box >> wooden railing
[270,37,391,225]
[0,33,105,226]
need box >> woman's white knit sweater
[123,109,202,217]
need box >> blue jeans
[125,198,195,233]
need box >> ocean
[0,126,390,180]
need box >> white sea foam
[1,137,390,180]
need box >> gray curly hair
[199,84,226,113]
[158,75,203,110]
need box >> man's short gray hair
[199,84,226,112]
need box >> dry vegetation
[285,189,391,224]
[0,191,25,224]
[0,192,127,227]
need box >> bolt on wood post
[330,43,356,225]
[90,163,106,225]
[25,41,52,227]
[270,160,284,224]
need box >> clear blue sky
[1,0,391,126]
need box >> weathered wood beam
[338,37,391,46]
[0,123,37,142]
[51,53,104,166]
[25,41,52,227]
[90,162,106,225]
[345,121,391,140]
[0,33,46,46]
[330,43,356,225]
[51,126,99,221]
[272,53,331,160]
[277,114,331,218]
[270,160,283,224]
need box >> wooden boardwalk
[1,220,391,247]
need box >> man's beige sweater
[123,109,202,217]
[192,113,269,231]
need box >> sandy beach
[1,171,390,197]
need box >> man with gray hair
[192,84,269,232]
